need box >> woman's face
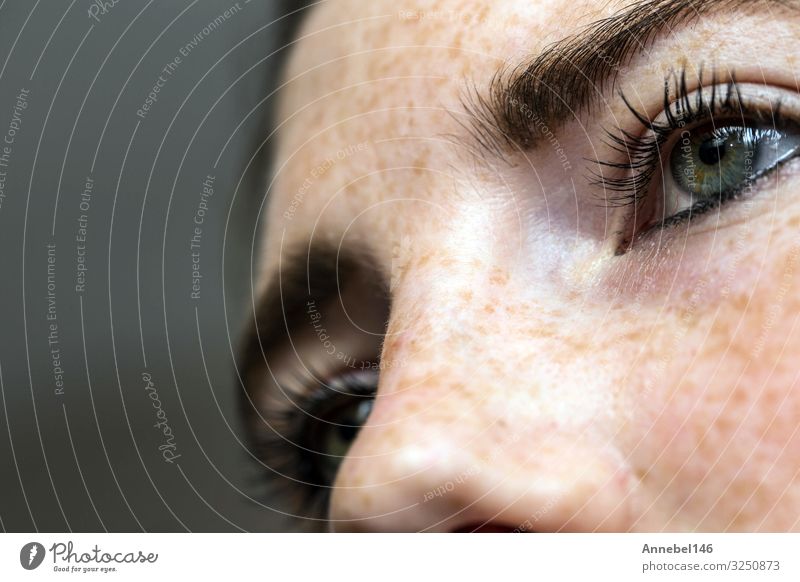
[243,0,800,531]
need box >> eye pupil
[698,136,727,166]
[333,399,373,444]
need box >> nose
[329,414,635,532]
[328,253,637,532]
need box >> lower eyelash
[591,66,741,209]
[249,434,330,520]
[248,406,329,517]
[647,148,797,233]
[248,361,378,519]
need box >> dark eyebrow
[236,242,386,393]
[462,0,797,157]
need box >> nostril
[452,522,525,533]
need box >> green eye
[300,370,377,487]
[310,397,373,486]
[668,122,800,206]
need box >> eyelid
[650,83,796,128]
[661,154,800,242]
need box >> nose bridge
[378,253,616,428]
[379,244,519,387]
[328,257,636,532]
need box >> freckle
[483,303,495,314]
[678,287,693,303]
[566,337,589,352]
[725,479,751,504]
[618,327,646,345]
[380,425,404,450]
[526,325,555,339]
[474,4,490,22]
[489,267,509,285]
[728,385,750,411]
[460,290,474,301]
[382,331,406,356]
[731,293,749,311]
[415,254,431,269]
[406,335,423,353]
[445,381,466,395]
[361,492,373,510]
[402,400,422,416]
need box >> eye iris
[671,126,756,199]
[325,399,372,457]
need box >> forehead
[260,0,604,272]
[279,0,566,119]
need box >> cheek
[628,238,800,528]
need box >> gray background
[0,0,299,531]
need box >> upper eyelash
[591,66,743,208]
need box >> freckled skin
[259,0,800,531]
